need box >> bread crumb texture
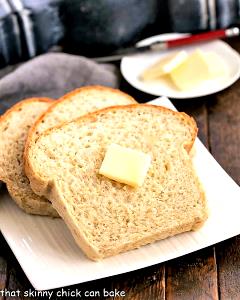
[26,104,207,260]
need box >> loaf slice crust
[26,85,136,145]
[0,98,59,216]
[25,104,207,260]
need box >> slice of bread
[26,85,136,144]
[15,86,135,216]
[25,104,208,260]
[0,98,59,216]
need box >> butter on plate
[99,143,151,188]
[170,49,227,91]
[140,49,228,91]
[140,50,188,81]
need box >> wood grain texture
[166,247,218,300]
[0,233,33,300]
[207,82,240,185]
[216,237,240,300]
[110,264,165,300]
[0,233,8,300]
[55,264,165,300]
[0,256,7,300]
[207,53,240,299]
[6,267,31,300]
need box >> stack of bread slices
[0,85,207,260]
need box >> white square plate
[0,97,240,291]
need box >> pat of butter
[140,50,188,81]
[99,144,151,188]
[169,49,227,91]
[170,49,210,90]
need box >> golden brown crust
[32,103,197,151]
[24,86,137,170]
[58,85,137,103]
[30,86,136,133]
[0,97,53,124]
[30,86,136,142]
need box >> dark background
[0,0,239,67]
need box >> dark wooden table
[0,40,240,300]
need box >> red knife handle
[167,29,227,48]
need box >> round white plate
[121,33,240,99]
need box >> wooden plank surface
[216,237,240,300]
[166,247,218,300]
[0,233,34,300]
[0,256,7,300]
[207,67,240,300]
[207,81,240,185]
[6,267,31,300]
[108,264,165,300]
[0,233,8,300]
[59,263,165,300]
